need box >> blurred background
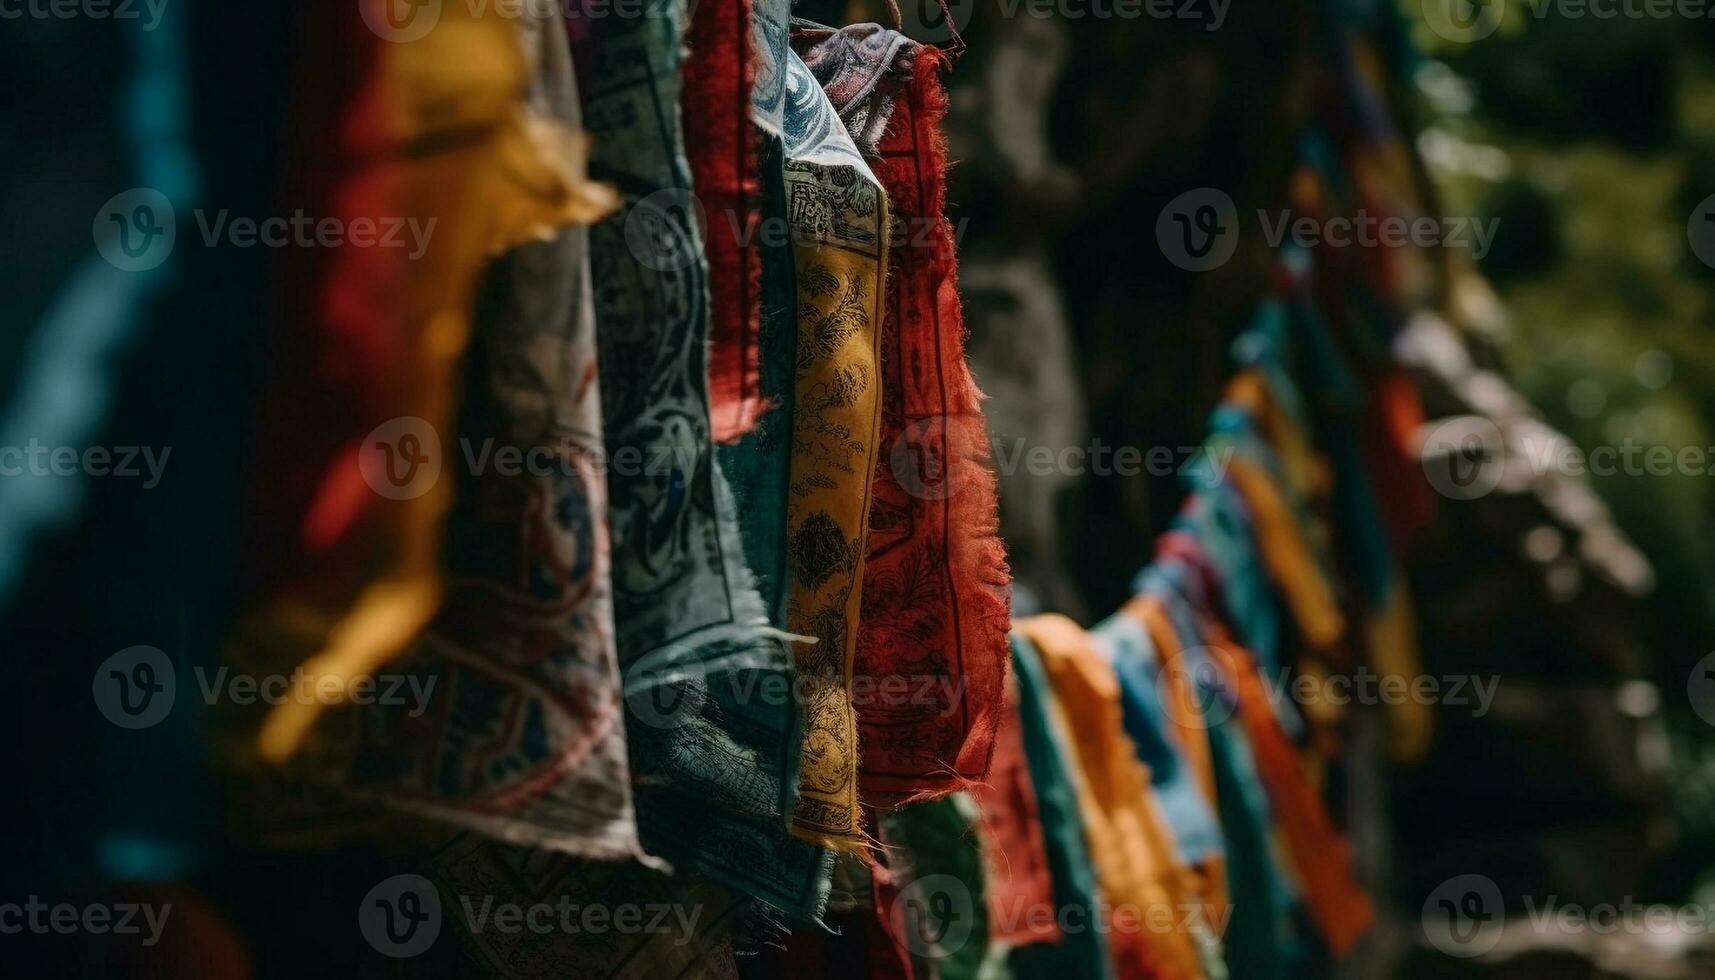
[8,0,1715,976]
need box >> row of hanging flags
[219,0,1456,976]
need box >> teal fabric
[1208,713,1302,979]
[1007,632,1116,980]
[716,0,797,625]
[1146,565,1308,977]
[1090,610,1226,867]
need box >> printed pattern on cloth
[576,2,830,918]
[331,8,644,859]
[716,0,799,625]
[780,47,889,848]
[228,0,636,862]
[805,24,1012,805]
[578,2,778,686]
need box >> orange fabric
[1124,596,1229,918]
[1225,371,1325,504]
[1015,615,1206,980]
[1127,597,1219,810]
[1222,453,1344,652]
[1206,622,1373,956]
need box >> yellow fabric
[251,3,616,762]
[1223,453,1345,653]
[1015,614,1207,980]
[782,165,890,848]
[1127,596,1229,918]
[1364,580,1434,762]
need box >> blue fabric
[1090,610,1226,867]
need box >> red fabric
[1209,623,1374,956]
[1363,368,1436,553]
[868,873,919,980]
[971,670,1061,947]
[853,47,1012,805]
[683,0,765,443]
[245,0,399,600]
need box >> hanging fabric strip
[229,1,631,863]
[1007,631,1115,980]
[1277,291,1434,760]
[778,46,889,849]
[1206,623,1374,957]
[685,0,768,442]
[970,668,1062,951]
[1014,615,1208,980]
[576,1,829,916]
[879,793,996,980]
[804,24,1012,806]
[1209,373,1346,652]
[1091,606,1227,896]
[313,7,646,860]
[577,0,780,687]
[718,0,799,625]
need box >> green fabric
[1208,711,1303,979]
[1007,632,1116,980]
[883,793,1000,980]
